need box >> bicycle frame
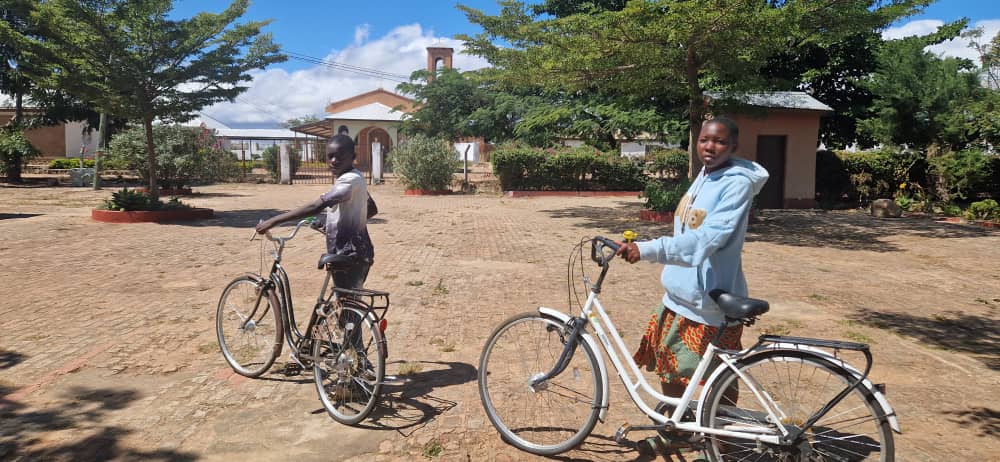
[541,290,787,445]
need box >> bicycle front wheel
[478,312,602,456]
[313,304,385,425]
[701,350,894,462]
[216,276,283,377]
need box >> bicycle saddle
[708,289,770,321]
[317,253,363,271]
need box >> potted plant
[92,187,213,223]
[640,179,689,222]
[393,135,459,195]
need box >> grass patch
[384,274,398,280]
[197,343,219,354]
[423,440,443,458]
[835,319,860,328]
[808,293,827,302]
[432,279,449,296]
[844,330,874,344]
[397,361,423,376]
[406,280,424,287]
[816,267,831,273]
[25,334,47,342]
[429,336,456,352]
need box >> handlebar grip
[590,236,620,265]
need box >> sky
[167,0,1000,128]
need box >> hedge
[492,145,646,191]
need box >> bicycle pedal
[282,362,303,376]
[614,423,632,444]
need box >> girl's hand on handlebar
[616,241,640,264]
[255,218,276,235]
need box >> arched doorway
[357,126,394,175]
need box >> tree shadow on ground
[541,202,673,240]
[945,407,999,438]
[353,360,476,435]
[849,308,999,370]
[747,210,998,252]
[0,349,26,370]
[160,208,283,229]
[0,382,196,461]
[0,213,41,221]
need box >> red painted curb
[404,189,453,196]
[640,210,675,223]
[91,207,214,223]
[505,190,641,198]
[136,187,194,196]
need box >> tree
[2,0,285,196]
[965,27,1000,90]
[459,0,931,171]
[859,20,985,150]
[281,114,321,129]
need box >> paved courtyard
[0,182,998,461]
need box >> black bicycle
[216,219,390,424]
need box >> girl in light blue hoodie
[617,117,769,414]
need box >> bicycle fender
[538,307,610,423]
[698,344,901,434]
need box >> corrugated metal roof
[213,128,299,139]
[326,102,405,122]
[706,91,833,112]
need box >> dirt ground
[0,181,997,461]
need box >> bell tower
[426,47,454,77]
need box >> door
[755,136,786,209]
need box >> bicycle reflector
[379,319,387,333]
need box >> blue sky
[169,1,1000,128]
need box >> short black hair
[327,134,356,157]
[704,116,739,144]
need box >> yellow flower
[899,182,907,190]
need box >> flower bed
[92,207,213,223]
[404,189,453,196]
[505,190,640,198]
[639,210,674,223]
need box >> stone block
[870,198,902,218]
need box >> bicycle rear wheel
[216,276,282,377]
[478,312,602,456]
[701,350,894,462]
[313,304,385,425]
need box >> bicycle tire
[216,275,283,378]
[313,303,385,425]
[478,312,602,456]
[701,349,894,462]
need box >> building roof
[214,127,301,140]
[706,91,833,112]
[324,88,414,115]
[326,102,406,122]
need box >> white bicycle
[477,235,899,460]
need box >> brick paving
[0,182,997,461]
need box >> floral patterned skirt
[632,305,743,385]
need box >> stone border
[404,189,453,196]
[136,187,194,196]
[91,208,214,223]
[504,190,640,198]
[639,210,674,223]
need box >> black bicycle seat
[317,253,363,271]
[709,289,770,321]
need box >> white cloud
[882,19,1000,62]
[199,23,490,128]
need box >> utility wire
[282,49,411,82]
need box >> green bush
[262,145,300,180]
[965,199,1000,221]
[647,148,689,178]
[816,148,927,205]
[0,129,41,179]
[927,149,995,201]
[106,124,239,188]
[98,187,191,211]
[492,145,648,191]
[49,158,95,169]
[643,179,691,212]
[393,135,458,191]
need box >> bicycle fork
[528,316,589,391]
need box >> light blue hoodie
[635,157,769,327]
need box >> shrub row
[491,145,646,191]
[816,148,999,205]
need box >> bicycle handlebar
[251,219,312,243]
[590,236,620,266]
